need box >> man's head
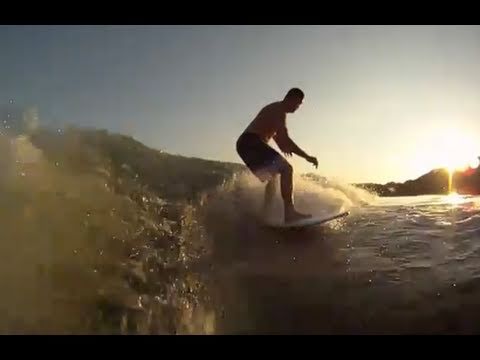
[283,88,305,113]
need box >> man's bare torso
[244,101,287,143]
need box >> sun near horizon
[411,127,479,188]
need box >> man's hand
[306,155,318,169]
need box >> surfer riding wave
[236,88,318,224]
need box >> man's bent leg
[279,162,294,211]
[278,161,311,223]
[263,175,278,217]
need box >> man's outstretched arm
[274,126,318,168]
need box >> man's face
[285,97,304,113]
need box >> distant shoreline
[353,167,480,197]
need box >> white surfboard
[265,210,349,229]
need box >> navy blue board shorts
[236,132,283,182]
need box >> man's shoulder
[260,101,285,116]
[264,101,283,109]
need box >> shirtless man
[236,88,318,223]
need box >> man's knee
[279,160,293,175]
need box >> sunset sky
[2,25,480,183]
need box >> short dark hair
[285,88,305,100]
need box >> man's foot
[284,209,311,223]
